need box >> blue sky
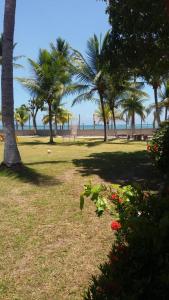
[0,0,155,125]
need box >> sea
[0,123,154,130]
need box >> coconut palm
[159,80,169,120]
[146,103,164,128]
[14,105,29,130]
[18,39,71,143]
[95,104,123,130]
[1,0,21,166]
[72,33,110,141]
[17,39,71,143]
[42,106,72,131]
[26,98,44,134]
[121,91,148,132]
[103,74,138,131]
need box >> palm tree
[95,104,112,129]
[143,72,162,126]
[159,80,169,120]
[72,34,109,141]
[17,39,71,143]
[26,98,44,134]
[146,103,164,129]
[1,0,21,166]
[14,105,29,131]
[103,74,134,132]
[95,104,123,130]
[121,91,147,132]
[42,106,72,131]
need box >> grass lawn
[0,137,161,300]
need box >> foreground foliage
[148,123,169,177]
[81,183,169,299]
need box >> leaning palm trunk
[32,115,37,134]
[1,0,21,166]
[48,102,54,143]
[31,108,38,134]
[99,94,107,142]
[153,84,161,126]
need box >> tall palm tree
[159,80,169,120]
[14,105,29,131]
[72,34,109,141]
[146,103,164,128]
[143,72,162,126]
[103,74,134,131]
[1,0,21,166]
[121,91,147,132]
[17,39,71,143]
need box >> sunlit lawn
[0,137,160,299]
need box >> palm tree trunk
[111,106,117,134]
[32,108,38,134]
[131,111,135,135]
[54,114,57,136]
[48,102,53,143]
[165,107,168,120]
[100,93,107,142]
[109,101,116,134]
[1,0,21,166]
[153,84,160,126]
[141,117,143,129]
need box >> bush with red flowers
[148,123,169,176]
[81,183,169,299]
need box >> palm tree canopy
[95,104,123,123]
[17,43,71,105]
[159,80,169,108]
[42,107,72,125]
[15,105,29,126]
[72,32,110,106]
[121,91,148,121]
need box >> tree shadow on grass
[26,160,67,166]
[73,150,161,191]
[18,140,57,146]
[0,164,61,186]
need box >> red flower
[118,198,123,204]
[147,144,151,152]
[111,193,118,200]
[153,144,158,152]
[111,220,121,231]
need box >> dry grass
[0,137,160,299]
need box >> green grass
[0,137,161,300]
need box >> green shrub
[81,183,169,299]
[147,124,169,176]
